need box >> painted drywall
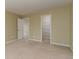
[5,11,18,42]
[29,15,41,41]
[26,5,72,47]
[70,6,73,50]
[51,7,71,47]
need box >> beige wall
[5,11,18,42]
[26,5,72,47]
[70,6,73,50]
[29,15,41,41]
[51,7,71,46]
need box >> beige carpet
[6,40,73,59]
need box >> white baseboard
[28,39,42,42]
[6,39,17,44]
[51,42,70,47]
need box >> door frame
[40,14,52,44]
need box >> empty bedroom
[5,0,73,59]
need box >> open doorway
[41,14,52,44]
[17,18,30,40]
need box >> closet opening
[17,18,30,40]
[41,15,52,44]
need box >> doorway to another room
[41,15,52,44]
[17,18,30,40]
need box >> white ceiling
[6,0,72,15]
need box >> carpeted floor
[6,40,73,59]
